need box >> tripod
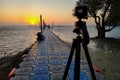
[62,34,96,80]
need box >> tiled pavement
[10,28,104,80]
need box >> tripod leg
[82,44,96,80]
[62,39,76,80]
[74,37,81,80]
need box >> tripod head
[73,27,81,35]
[73,19,90,45]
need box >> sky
[0,0,94,26]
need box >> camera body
[74,6,88,19]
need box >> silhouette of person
[36,32,45,41]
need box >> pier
[10,28,104,80]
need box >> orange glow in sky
[0,0,94,26]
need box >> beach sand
[86,38,120,80]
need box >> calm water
[52,26,120,43]
[0,26,39,58]
[0,26,120,58]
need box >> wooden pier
[10,28,104,80]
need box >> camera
[74,6,88,19]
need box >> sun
[29,18,37,25]
[31,21,35,25]
[28,17,38,25]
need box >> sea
[0,25,120,58]
[52,26,120,43]
[0,26,39,58]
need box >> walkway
[10,28,104,80]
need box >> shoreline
[0,43,34,80]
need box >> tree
[74,0,120,38]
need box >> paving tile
[37,56,49,60]
[50,73,65,80]
[30,74,49,80]
[50,65,65,73]
[48,53,59,56]
[19,61,34,67]
[10,75,29,80]
[69,70,89,80]
[15,67,32,75]
[48,56,59,60]
[59,56,69,59]
[38,53,47,56]
[49,60,62,65]
[68,63,90,72]
[62,59,75,65]
[59,52,69,56]
[32,66,48,74]
[35,60,48,66]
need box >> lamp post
[40,15,42,32]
